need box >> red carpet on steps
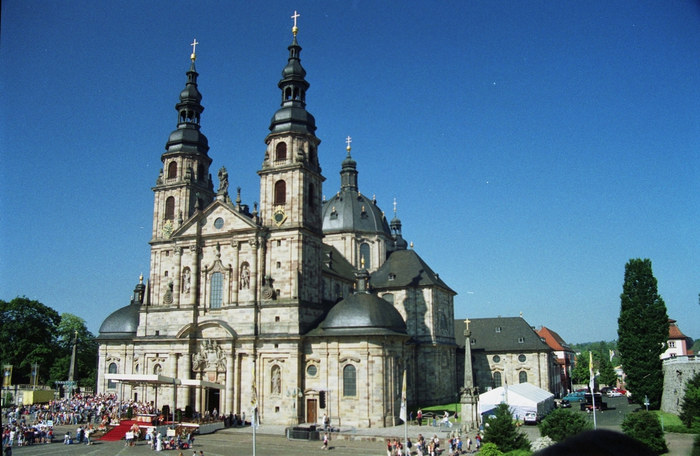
[98,420,136,441]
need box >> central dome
[319,291,407,336]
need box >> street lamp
[644,395,650,411]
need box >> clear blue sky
[1,1,698,344]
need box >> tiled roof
[370,249,455,293]
[537,326,570,351]
[454,317,551,352]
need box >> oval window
[493,355,501,363]
[306,365,318,377]
[518,354,527,362]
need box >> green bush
[621,410,667,454]
[538,408,592,442]
[479,442,504,456]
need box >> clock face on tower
[273,207,287,227]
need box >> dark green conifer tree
[617,259,669,409]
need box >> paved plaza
[5,398,696,455]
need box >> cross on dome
[345,135,352,151]
[190,38,199,61]
[291,10,300,35]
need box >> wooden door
[306,398,317,424]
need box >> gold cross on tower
[190,38,199,61]
[291,10,300,35]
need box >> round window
[492,355,501,363]
[306,365,318,377]
[518,354,527,362]
[214,217,224,229]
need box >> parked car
[523,412,538,424]
[563,392,586,402]
[559,399,571,408]
[599,386,613,395]
[607,389,623,397]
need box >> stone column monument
[460,318,479,431]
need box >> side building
[455,317,560,395]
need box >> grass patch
[652,410,700,434]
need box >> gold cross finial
[345,135,352,151]
[190,38,199,61]
[393,198,397,217]
[291,10,300,36]
[465,318,471,331]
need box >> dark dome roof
[99,304,140,340]
[322,191,391,236]
[319,292,407,336]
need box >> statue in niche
[163,281,174,304]
[271,365,281,395]
[182,268,191,294]
[240,263,250,289]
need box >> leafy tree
[0,297,61,384]
[0,298,97,390]
[52,313,98,388]
[482,403,530,453]
[538,408,591,442]
[597,354,618,387]
[617,259,669,409]
[679,372,700,428]
[571,352,590,385]
[621,410,667,454]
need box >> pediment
[173,200,258,238]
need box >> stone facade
[661,355,699,415]
[97,25,457,428]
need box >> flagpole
[589,352,597,430]
[400,369,408,456]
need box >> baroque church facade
[97,22,457,428]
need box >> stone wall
[661,355,699,415]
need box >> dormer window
[495,327,502,333]
[388,273,396,281]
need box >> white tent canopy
[478,382,555,420]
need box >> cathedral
[97,18,457,428]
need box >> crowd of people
[386,433,482,456]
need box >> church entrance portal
[207,388,220,414]
[306,398,317,424]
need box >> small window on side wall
[275,142,287,162]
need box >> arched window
[210,272,223,309]
[165,196,175,221]
[107,363,118,389]
[167,161,178,179]
[493,371,502,388]
[360,243,371,269]
[274,180,286,205]
[343,364,356,397]
[153,364,162,375]
[271,365,281,395]
[275,142,287,162]
[519,371,528,384]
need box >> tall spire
[267,11,316,137]
[165,39,209,156]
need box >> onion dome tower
[152,40,214,240]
